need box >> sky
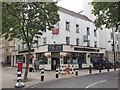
[57,0,84,13]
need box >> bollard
[89,65,92,74]
[15,62,25,88]
[75,70,78,76]
[107,67,109,72]
[99,64,102,73]
[114,63,116,71]
[72,65,74,75]
[15,70,25,88]
[59,66,61,74]
[62,66,64,75]
[41,68,44,81]
[56,67,59,78]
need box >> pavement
[1,66,120,89]
[31,71,119,88]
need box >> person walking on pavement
[33,60,37,72]
[36,61,40,72]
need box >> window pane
[66,22,70,31]
[43,37,46,45]
[66,37,70,44]
[87,27,90,35]
[76,38,79,45]
[94,30,97,37]
[76,24,79,33]
[36,53,48,64]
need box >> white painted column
[14,55,17,66]
[86,53,91,65]
[11,55,13,66]
[33,53,36,64]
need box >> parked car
[93,59,113,69]
[115,61,120,68]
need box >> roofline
[58,6,92,22]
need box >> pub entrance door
[51,57,60,70]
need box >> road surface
[30,71,119,88]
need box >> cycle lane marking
[85,80,107,88]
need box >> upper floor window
[66,22,70,31]
[87,40,90,47]
[94,29,97,37]
[111,32,113,39]
[87,27,90,35]
[43,37,46,45]
[36,38,39,47]
[76,38,79,46]
[22,43,24,49]
[94,41,97,47]
[18,45,20,50]
[76,24,79,33]
[66,37,70,45]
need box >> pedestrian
[33,60,37,72]
[36,61,40,72]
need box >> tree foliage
[91,2,120,31]
[2,2,59,80]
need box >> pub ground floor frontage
[11,44,105,70]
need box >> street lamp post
[112,27,116,70]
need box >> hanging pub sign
[52,22,59,34]
[83,35,88,42]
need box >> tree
[2,2,59,80]
[91,2,120,31]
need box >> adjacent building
[0,35,15,64]
[11,7,105,70]
[82,0,120,63]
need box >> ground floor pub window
[71,53,78,64]
[90,53,104,63]
[16,55,25,63]
[36,53,48,64]
[78,53,86,64]
[63,56,71,64]
[63,52,86,64]
[26,54,33,64]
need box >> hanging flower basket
[59,54,64,58]
[88,54,90,57]
[47,54,51,58]
[104,56,108,59]
[65,53,71,56]
[41,54,45,58]
[30,55,34,59]
[88,54,92,58]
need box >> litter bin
[29,67,33,72]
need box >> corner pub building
[11,7,105,70]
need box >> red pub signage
[52,22,59,34]
[52,29,59,34]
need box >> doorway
[51,57,60,70]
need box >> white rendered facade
[11,7,105,70]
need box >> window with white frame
[66,22,70,31]
[76,24,79,33]
[22,43,24,49]
[18,45,20,50]
[94,41,97,47]
[76,38,79,46]
[87,40,90,47]
[87,27,90,35]
[94,29,97,37]
[66,37,70,45]
[43,37,46,45]
[36,38,39,47]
